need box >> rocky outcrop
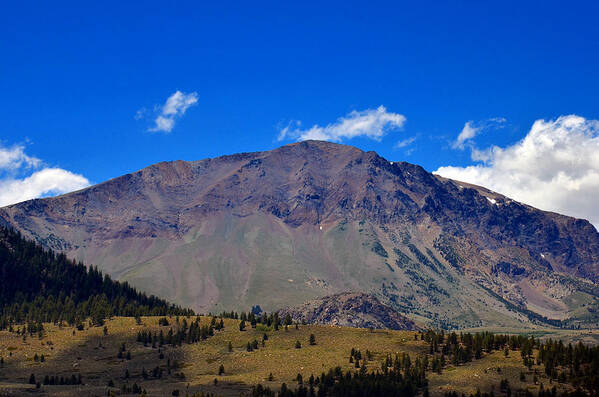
[278,292,418,330]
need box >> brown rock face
[1,141,598,328]
[278,292,418,330]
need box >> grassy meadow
[0,316,582,396]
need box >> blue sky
[1,1,599,227]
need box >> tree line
[536,338,599,394]
[421,329,536,368]
[219,309,292,330]
[0,226,192,329]
[250,363,428,397]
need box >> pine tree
[295,340,302,349]
[284,313,293,326]
[309,334,316,345]
[239,320,246,331]
[219,364,225,375]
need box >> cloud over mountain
[436,115,599,229]
[278,106,406,142]
[0,144,89,207]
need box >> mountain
[1,140,598,329]
[0,226,191,328]
[278,292,418,330]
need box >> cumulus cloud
[0,168,90,207]
[452,117,506,149]
[0,144,90,207]
[278,106,406,142]
[435,115,599,229]
[148,90,198,133]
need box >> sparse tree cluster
[136,316,223,347]
[250,360,428,397]
[247,339,260,352]
[535,338,599,394]
[220,310,283,330]
[27,373,82,387]
[420,329,537,370]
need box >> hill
[0,226,191,328]
[278,292,418,330]
[0,315,597,396]
[1,141,598,328]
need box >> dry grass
[0,317,582,396]
[428,350,570,396]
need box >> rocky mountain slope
[278,292,418,330]
[1,140,598,328]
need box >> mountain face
[1,140,599,329]
[278,292,418,330]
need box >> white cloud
[0,168,90,207]
[148,90,198,133]
[278,106,406,142]
[0,144,90,207]
[152,116,175,133]
[0,144,41,170]
[453,121,480,149]
[395,136,417,149]
[435,115,599,229]
[162,91,198,116]
[452,117,506,150]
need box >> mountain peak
[1,142,598,328]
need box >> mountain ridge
[1,140,598,329]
